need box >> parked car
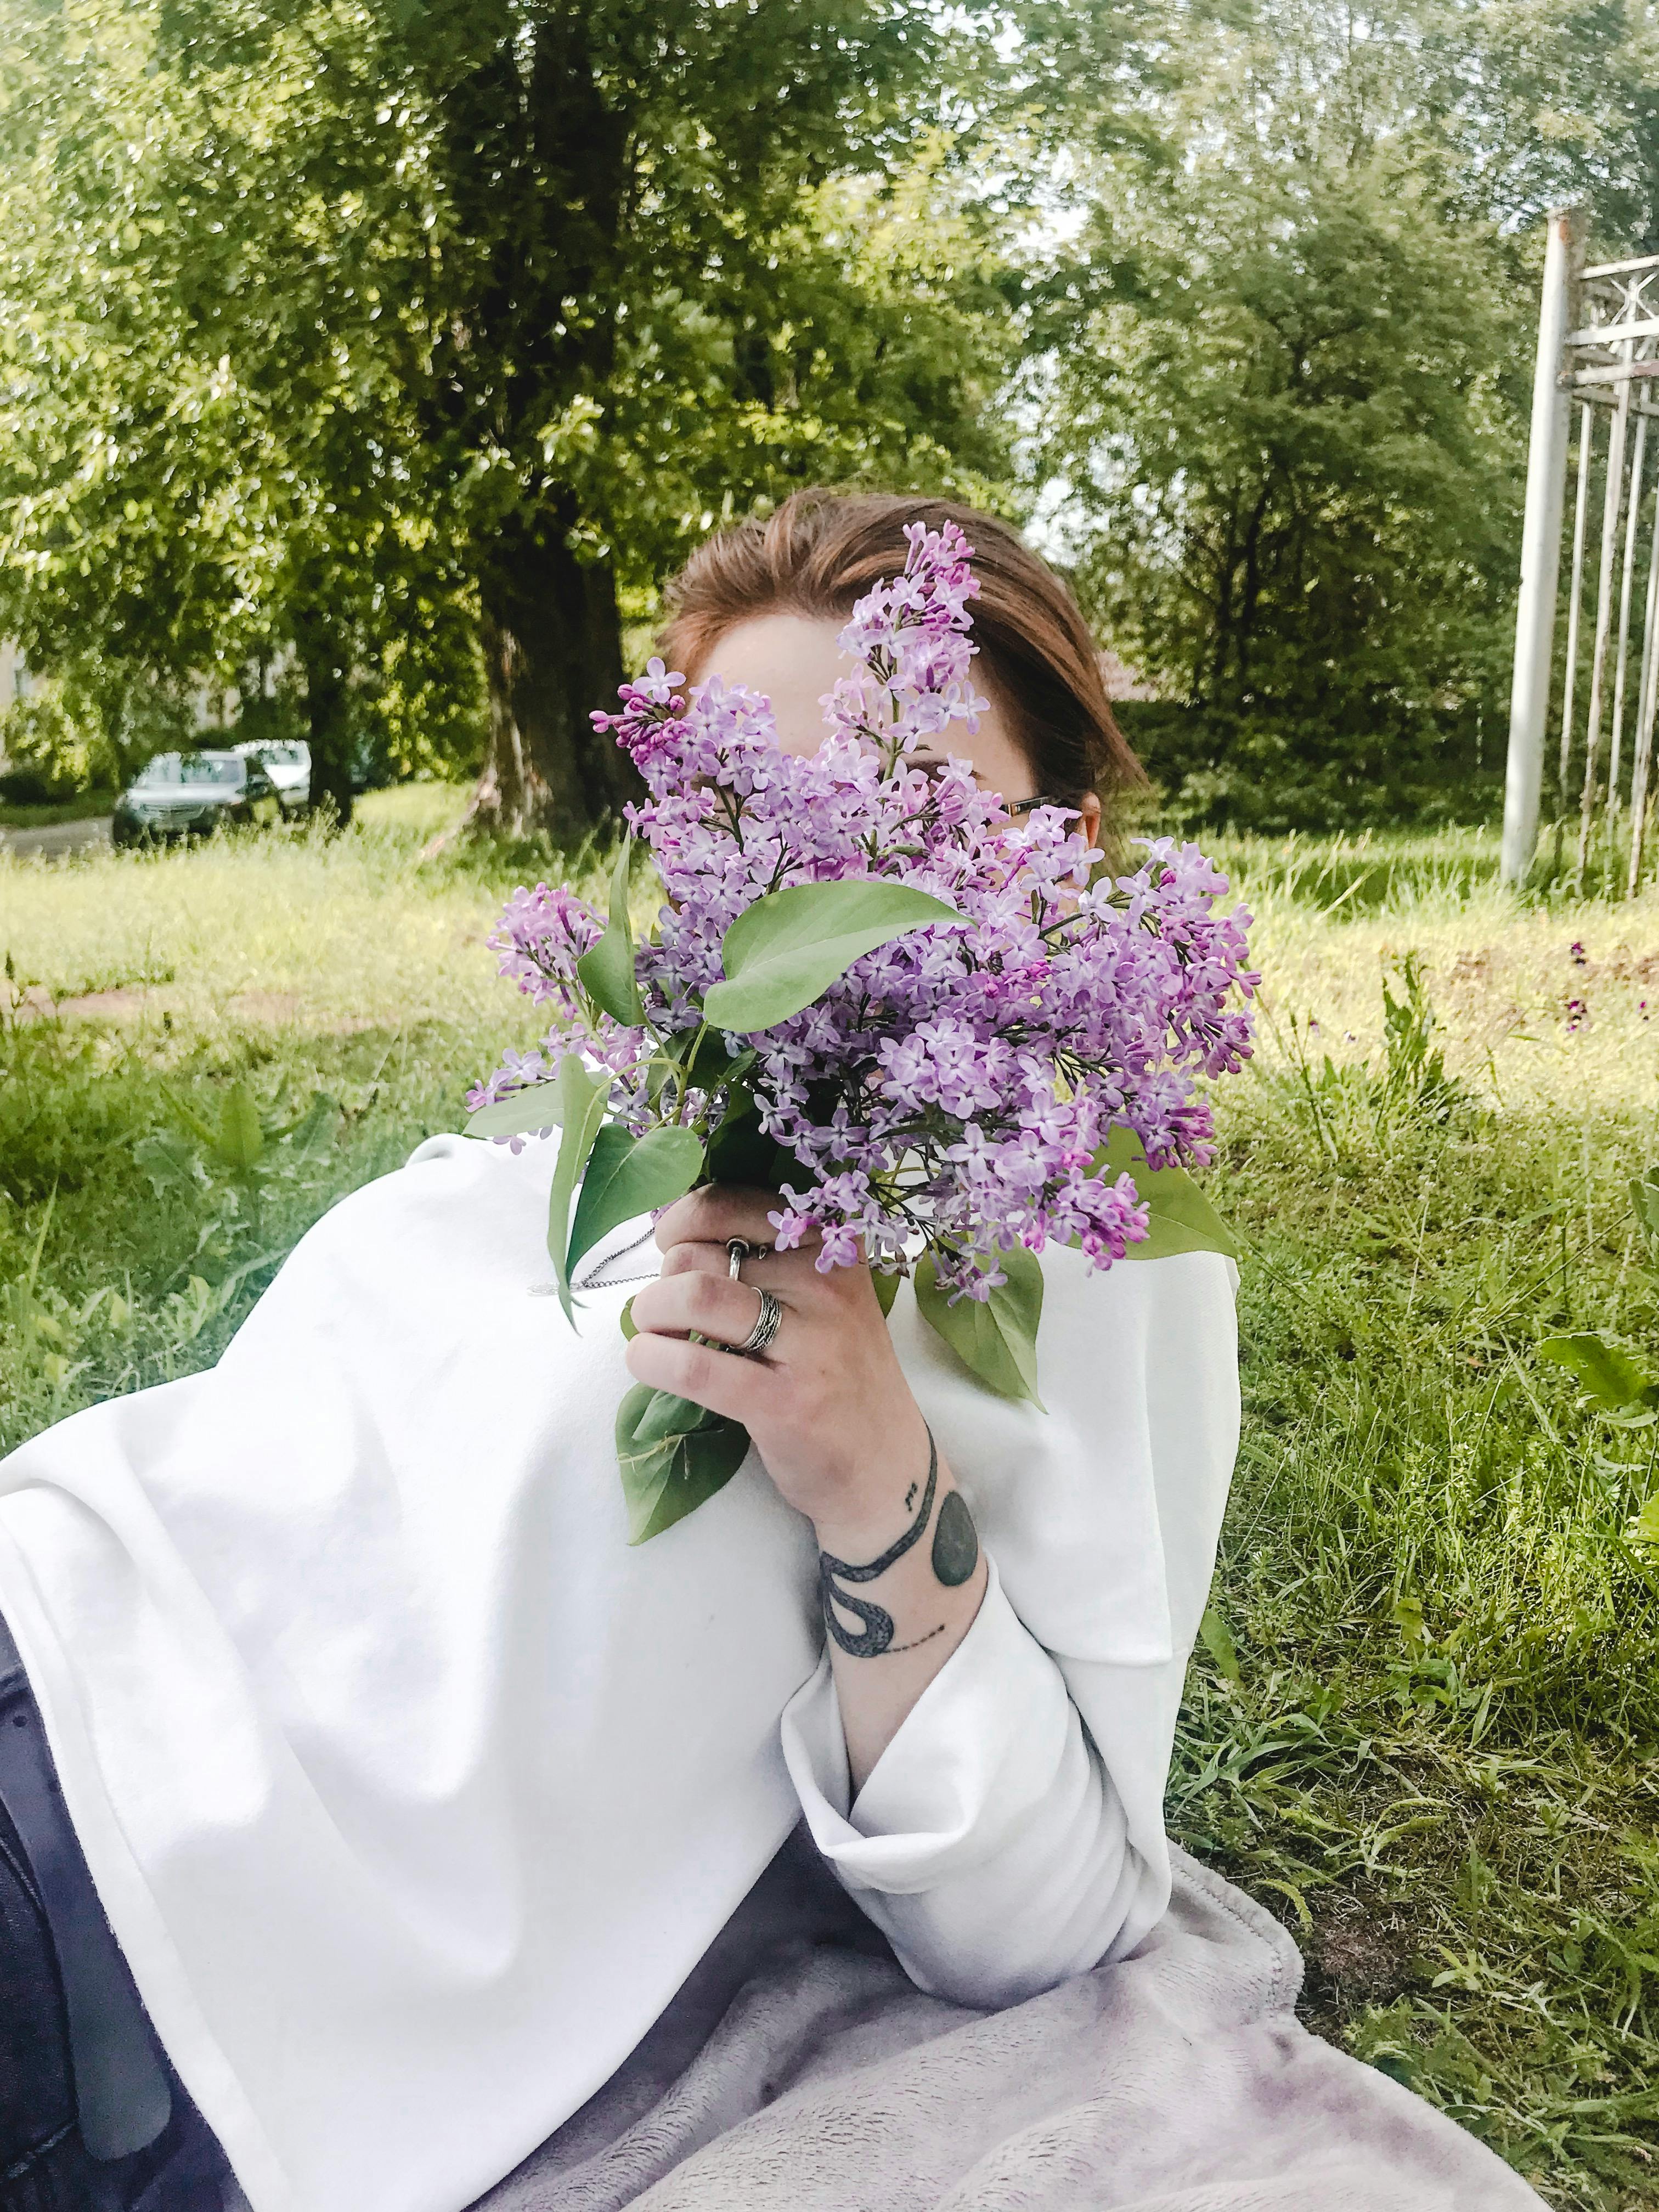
[234,737,311,814]
[112,751,281,847]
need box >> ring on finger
[725,1237,774,1280]
[733,1284,784,1358]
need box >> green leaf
[545,1057,610,1320]
[619,1296,638,1342]
[567,1122,704,1276]
[1627,1492,1659,1547]
[1632,1171,1659,1269]
[872,1267,902,1318]
[703,1086,794,1188]
[161,1084,219,1151]
[702,879,958,1034]
[913,1246,1045,1406]
[615,1384,752,1543]
[1094,1127,1239,1263]
[631,1385,716,1447]
[133,1130,205,1198]
[575,833,644,1025]
[215,1082,266,1175]
[1198,1602,1242,1684]
[284,1090,340,1164]
[465,1087,563,1140]
[674,1030,755,1090]
[1538,1331,1659,1411]
[1390,1592,1427,1650]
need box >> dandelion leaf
[1538,1330,1658,1411]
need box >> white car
[234,738,311,813]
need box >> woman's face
[699,611,1102,846]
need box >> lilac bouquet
[465,522,1257,1540]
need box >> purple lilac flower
[475,522,1259,1296]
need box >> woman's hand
[625,1184,988,1790]
[624,1184,928,1549]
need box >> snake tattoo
[817,1427,980,1658]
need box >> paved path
[0,815,112,859]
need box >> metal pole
[1627,491,1659,893]
[1504,208,1579,884]
[1578,371,1632,880]
[1632,477,1659,777]
[1609,413,1649,810]
[1558,403,1594,811]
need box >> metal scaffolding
[1502,212,1659,890]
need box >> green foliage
[0,0,1018,828]
[575,836,644,1026]
[465,1091,564,1141]
[703,879,961,1034]
[1037,142,1523,820]
[0,664,195,802]
[1178,931,1659,2204]
[1013,0,1659,828]
[1537,1331,1658,1415]
[6,808,1659,2199]
[614,1383,752,1545]
[0,0,489,816]
[545,1053,611,1319]
[566,1124,703,1278]
[913,1245,1046,1406]
[1097,1127,1240,1265]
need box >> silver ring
[726,1237,773,1279]
[735,1285,784,1358]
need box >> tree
[0,0,1019,834]
[0,1,487,821]
[1015,0,1532,822]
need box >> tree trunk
[294,610,356,828]
[468,512,639,840]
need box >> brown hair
[657,489,1144,820]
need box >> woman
[0,494,1242,2212]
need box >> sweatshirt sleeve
[778,1247,1240,2011]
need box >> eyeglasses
[908,755,1064,816]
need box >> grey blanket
[476,1832,1543,2212]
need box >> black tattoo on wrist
[887,1622,947,1654]
[818,1429,938,1658]
[930,1489,979,1587]
[817,1431,981,1657]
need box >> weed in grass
[3,807,1659,2205]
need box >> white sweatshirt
[0,1131,1239,2212]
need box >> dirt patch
[11,983,377,1035]
[1296,1888,1419,2046]
[222,991,378,1033]
[228,990,301,1024]
[13,983,170,1023]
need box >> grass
[3,794,1659,2205]
[0,786,117,829]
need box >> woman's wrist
[814,1425,983,1660]
[805,1403,936,1562]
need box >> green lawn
[3,795,1658,2206]
[0,786,117,829]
